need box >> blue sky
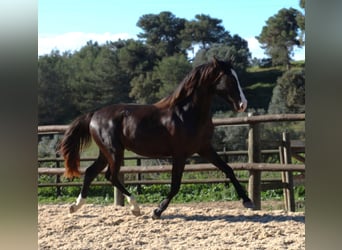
[38,0,305,59]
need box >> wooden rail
[38,163,305,175]
[38,113,305,133]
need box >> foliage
[38,172,305,206]
[38,135,60,158]
[38,42,133,124]
[297,0,305,44]
[243,66,300,111]
[268,68,305,114]
[137,11,186,58]
[128,53,192,104]
[154,54,192,99]
[256,8,304,67]
[180,14,230,50]
[117,39,157,76]
[212,111,250,152]
[38,51,76,124]
[68,41,131,114]
[129,71,161,104]
[192,41,251,74]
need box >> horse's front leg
[152,157,186,219]
[70,154,107,213]
[198,146,255,209]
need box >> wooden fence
[38,113,305,211]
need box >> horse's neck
[174,93,213,124]
[154,88,214,123]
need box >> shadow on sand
[163,212,304,224]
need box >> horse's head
[212,57,247,112]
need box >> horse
[59,57,254,219]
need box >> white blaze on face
[231,69,247,112]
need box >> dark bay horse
[59,57,254,219]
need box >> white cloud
[247,37,266,59]
[292,46,305,61]
[38,32,134,56]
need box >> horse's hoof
[69,205,77,214]
[152,213,160,220]
[131,209,141,216]
[243,200,255,210]
[152,209,161,220]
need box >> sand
[38,201,304,250]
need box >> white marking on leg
[69,193,86,213]
[125,195,141,216]
[231,69,247,112]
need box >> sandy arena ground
[38,201,304,250]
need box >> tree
[256,8,303,68]
[193,39,251,74]
[117,39,156,76]
[67,41,131,114]
[268,68,305,114]
[297,0,305,45]
[93,44,132,104]
[154,54,192,99]
[38,50,76,124]
[137,11,186,58]
[181,14,230,50]
[129,72,161,104]
[129,54,192,104]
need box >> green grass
[38,167,305,210]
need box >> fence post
[55,160,61,197]
[280,132,295,211]
[114,160,125,206]
[55,147,61,197]
[136,158,142,194]
[247,113,261,210]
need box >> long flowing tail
[59,112,94,178]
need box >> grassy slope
[243,68,282,110]
[241,61,305,111]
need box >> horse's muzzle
[237,100,247,112]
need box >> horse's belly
[124,136,173,158]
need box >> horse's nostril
[238,101,247,112]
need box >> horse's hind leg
[70,153,108,213]
[104,148,141,216]
[90,121,140,216]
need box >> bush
[268,68,305,114]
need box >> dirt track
[38,202,304,250]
